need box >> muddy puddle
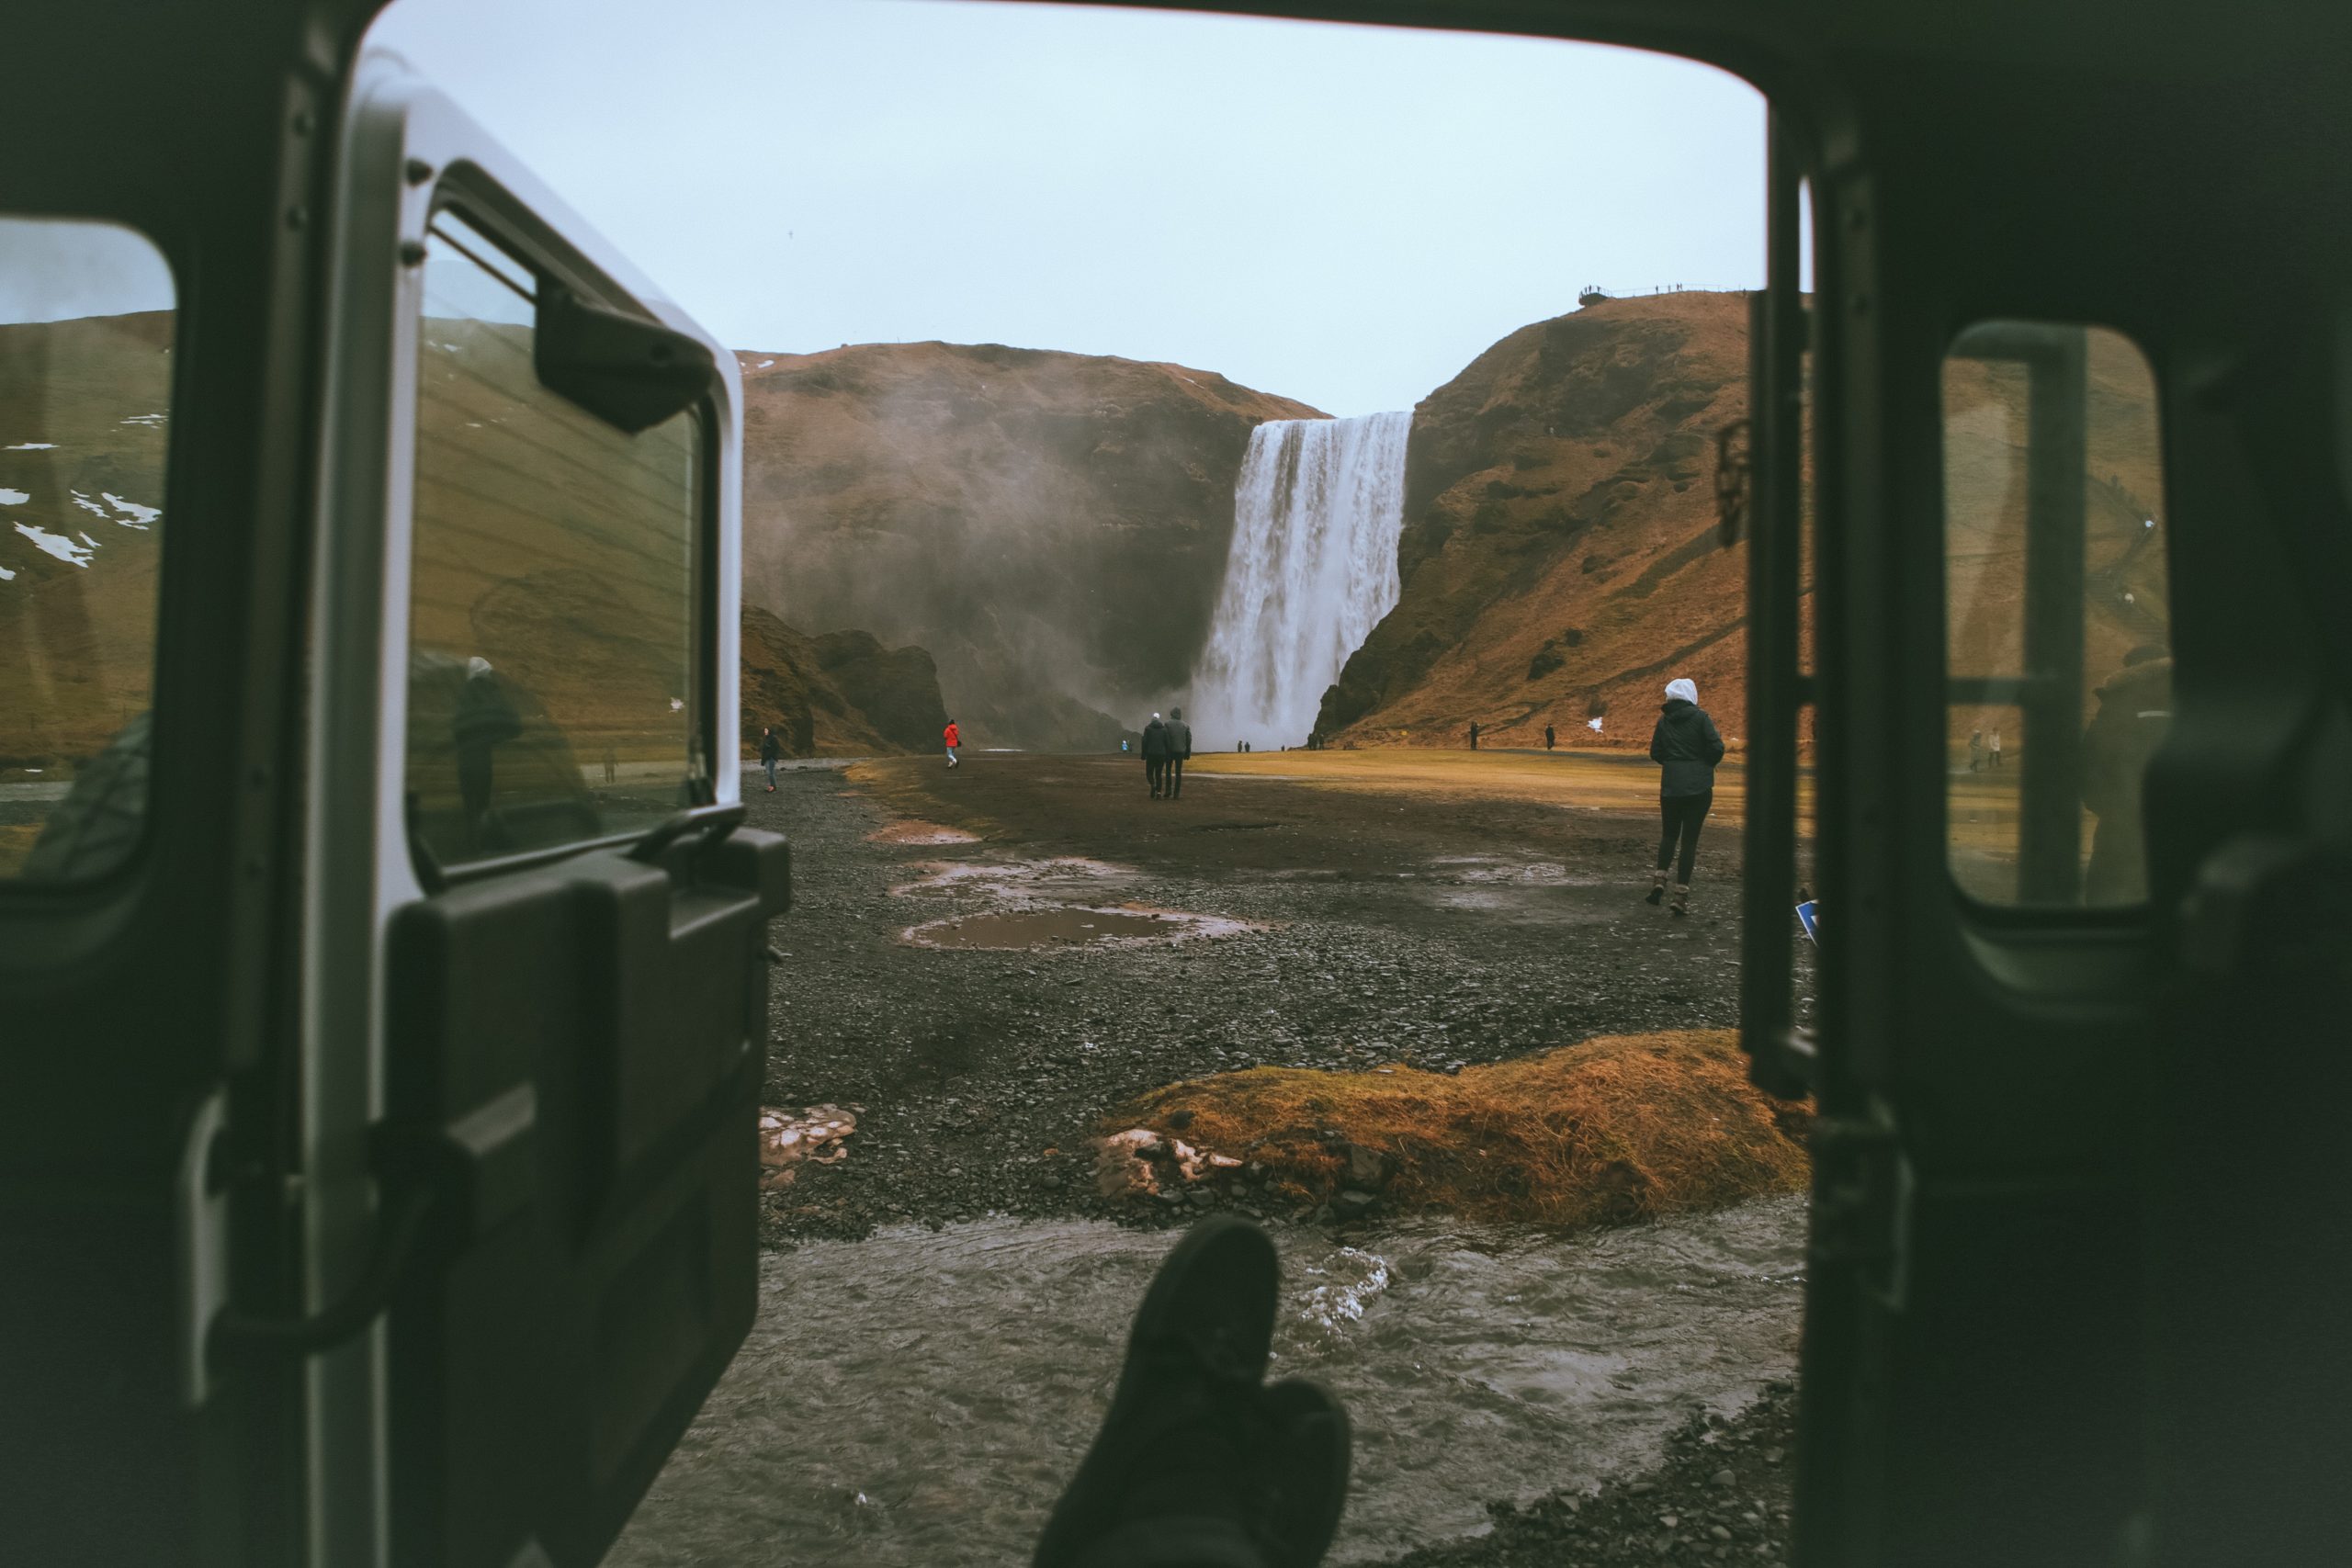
[892,855,1255,951]
[609,1197,1805,1566]
[902,905,1253,951]
[1413,854,1631,924]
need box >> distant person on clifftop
[1467,721,1480,750]
[1646,676,1725,918]
[1164,706,1193,799]
[1544,724,1556,751]
[759,726,781,792]
[944,718,960,769]
[1141,712,1172,798]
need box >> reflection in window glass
[405,212,703,870]
[1943,321,2169,906]
[0,216,175,882]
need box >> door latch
[1809,1099,1913,1312]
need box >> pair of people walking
[1142,707,1192,798]
[1647,676,1724,917]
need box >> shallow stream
[610,1198,1805,1565]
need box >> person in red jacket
[944,719,960,769]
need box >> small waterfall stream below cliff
[1190,412,1411,750]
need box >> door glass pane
[0,216,175,882]
[405,211,704,871]
[1943,321,2169,906]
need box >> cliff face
[1317,292,2165,750]
[738,342,1323,750]
[740,606,948,758]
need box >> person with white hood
[1646,676,1725,916]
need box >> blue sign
[1795,899,1820,944]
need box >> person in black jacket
[1163,706,1194,798]
[1646,676,1725,916]
[1141,713,1172,798]
[758,726,782,793]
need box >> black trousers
[1657,789,1713,884]
[1145,757,1165,795]
[1165,757,1185,796]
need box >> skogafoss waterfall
[1188,412,1410,750]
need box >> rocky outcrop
[740,605,946,757]
[738,342,1323,750]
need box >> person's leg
[1648,795,1676,904]
[1671,790,1712,913]
[1035,1218,1351,1568]
[1169,757,1184,798]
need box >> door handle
[2179,833,2352,978]
[209,1085,537,1359]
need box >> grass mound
[1109,1030,1810,1229]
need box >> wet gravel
[749,757,1795,1244]
[737,756,1814,1566]
[1390,1384,1799,1567]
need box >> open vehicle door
[3,10,784,1566]
[1725,11,2352,1566]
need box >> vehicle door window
[404,209,706,871]
[1942,321,2169,906]
[0,216,175,883]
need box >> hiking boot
[1669,882,1690,917]
[1034,1217,1351,1568]
[1645,869,1667,906]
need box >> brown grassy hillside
[0,310,173,771]
[738,342,1322,750]
[1316,293,2165,750]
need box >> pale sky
[367,0,1766,414]
[0,4,1765,419]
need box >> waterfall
[1188,412,1411,750]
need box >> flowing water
[1190,412,1412,750]
[609,1198,1805,1566]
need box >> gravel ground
[748,755,1788,1245]
[742,753,1811,1565]
[1390,1384,1800,1567]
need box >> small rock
[1165,1109,1195,1131]
[1154,1190,1184,1206]
[1711,1468,1735,1487]
[1710,1524,1732,1540]
[1333,1189,1379,1220]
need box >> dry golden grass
[1183,748,1819,826]
[1110,1029,1810,1229]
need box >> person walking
[1544,723,1556,751]
[1646,676,1724,917]
[1968,728,1984,773]
[1467,720,1480,750]
[944,718,961,769]
[758,725,781,792]
[1164,705,1193,799]
[1141,712,1172,798]
[1989,727,2003,768]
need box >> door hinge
[1809,1100,1914,1312]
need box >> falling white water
[1189,412,1410,750]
